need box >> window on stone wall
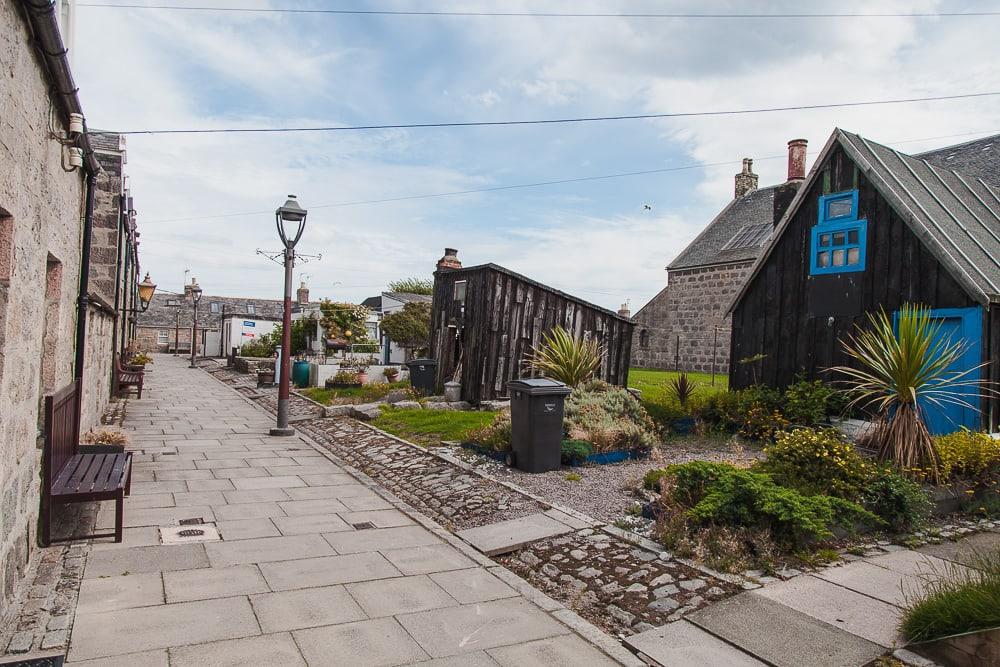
[0,209,12,384]
[157,330,169,344]
[210,302,220,313]
[639,329,650,348]
[40,254,63,392]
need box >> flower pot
[357,372,369,384]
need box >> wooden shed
[728,129,1000,433]
[430,262,634,403]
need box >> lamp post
[189,280,202,368]
[270,195,307,437]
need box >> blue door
[897,307,983,435]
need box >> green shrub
[759,428,872,497]
[643,468,671,491]
[934,429,1000,482]
[901,547,1000,642]
[783,378,834,426]
[563,380,659,453]
[696,385,787,439]
[561,439,593,465]
[658,461,881,545]
[467,411,512,452]
[525,326,602,386]
[240,338,274,358]
[326,370,360,386]
[860,466,932,532]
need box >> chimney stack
[436,247,462,272]
[183,277,196,299]
[297,281,310,305]
[734,158,758,198]
[617,303,631,319]
[787,139,808,182]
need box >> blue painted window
[810,190,866,275]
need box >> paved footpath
[65,355,628,666]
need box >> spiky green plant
[829,303,990,482]
[669,372,698,407]
[524,326,603,387]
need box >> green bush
[759,428,872,497]
[935,429,1000,482]
[563,380,659,453]
[657,461,881,545]
[860,466,932,532]
[561,439,593,465]
[326,370,360,386]
[467,411,512,452]
[240,338,275,358]
[643,468,671,491]
[901,547,1000,642]
[695,385,786,439]
[783,378,834,426]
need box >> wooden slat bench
[114,354,144,398]
[42,380,132,545]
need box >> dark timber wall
[730,143,997,428]
[431,264,633,403]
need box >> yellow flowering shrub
[934,430,1000,482]
[759,427,871,497]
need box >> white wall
[224,317,279,352]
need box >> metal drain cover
[352,522,376,530]
[178,528,205,537]
[160,524,220,545]
[179,517,204,525]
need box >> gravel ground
[444,436,764,525]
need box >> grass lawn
[299,381,410,406]
[628,368,727,427]
[372,408,498,448]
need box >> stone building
[632,141,807,373]
[0,0,142,620]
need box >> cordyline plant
[828,303,992,483]
[669,372,698,408]
[524,326,603,386]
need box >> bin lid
[405,358,437,367]
[507,377,572,395]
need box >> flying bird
[642,203,653,211]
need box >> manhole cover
[0,656,64,667]
[352,522,376,530]
[179,517,204,525]
[178,529,205,537]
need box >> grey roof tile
[918,134,1000,187]
[668,186,777,270]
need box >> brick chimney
[436,247,462,271]
[297,281,309,305]
[734,158,758,198]
[617,302,631,319]
[787,139,808,182]
[183,277,196,299]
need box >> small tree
[387,278,433,296]
[319,301,371,346]
[380,301,431,360]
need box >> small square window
[817,251,830,267]
[832,249,845,266]
[819,234,831,247]
[847,247,860,265]
[210,302,220,313]
[454,280,467,304]
[247,304,256,315]
[848,229,859,244]
[826,197,853,219]
[832,231,846,245]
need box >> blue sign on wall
[243,321,255,327]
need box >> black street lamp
[271,195,307,436]
[137,272,157,312]
[189,279,202,369]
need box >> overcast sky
[71,0,1000,310]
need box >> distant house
[381,291,433,363]
[632,142,807,373]
[729,129,1000,434]
[430,249,634,403]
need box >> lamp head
[275,195,308,249]
[137,272,157,312]
[191,281,203,305]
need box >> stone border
[199,364,644,667]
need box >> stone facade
[0,0,87,618]
[631,286,671,369]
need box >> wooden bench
[41,381,133,545]
[114,354,144,398]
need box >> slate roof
[137,293,285,329]
[667,185,778,270]
[383,292,433,304]
[919,134,1000,187]
[729,128,1000,311]
[361,296,383,311]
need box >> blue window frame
[810,189,867,275]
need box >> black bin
[507,378,572,473]
[406,358,438,394]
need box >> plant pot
[671,417,696,434]
[257,370,275,386]
[356,373,369,384]
[443,381,462,402]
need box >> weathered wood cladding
[431,264,634,403]
[730,143,997,427]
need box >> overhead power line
[110,91,1000,135]
[77,3,1000,19]
[141,128,1000,225]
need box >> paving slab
[84,544,210,578]
[408,652,499,667]
[688,592,884,667]
[231,475,306,490]
[68,596,260,662]
[340,509,416,528]
[163,564,269,603]
[90,526,161,551]
[284,484,375,501]
[396,598,568,658]
[205,534,334,567]
[293,617,429,666]
[487,633,621,666]
[868,549,961,578]
[324,525,442,554]
[259,552,402,591]
[346,575,457,617]
[278,498,351,516]
[428,568,518,604]
[455,512,575,556]
[64,649,169,667]
[756,574,903,647]
[813,560,924,607]
[917,532,1000,567]
[223,488,293,504]
[169,633,306,667]
[273,513,354,535]
[624,620,765,667]
[76,572,165,615]
[382,544,477,575]
[216,518,281,540]
[213,501,287,521]
[250,585,367,633]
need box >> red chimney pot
[787,139,808,182]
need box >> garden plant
[524,326,602,386]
